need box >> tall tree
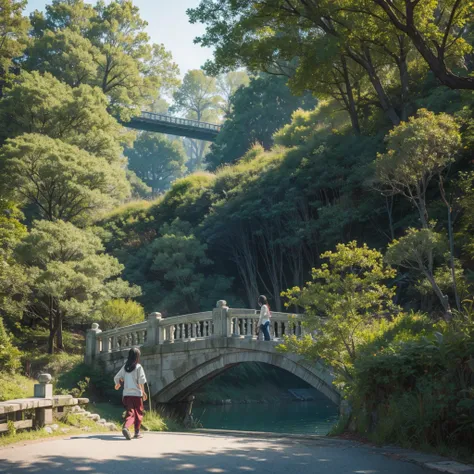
[280,242,397,383]
[141,219,231,315]
[0,71,130,164]
[28,0,179,119]
[172,69,222,170]
[0,0,29,94]
[377,109,462,316]
[206,75,316,170]
[125,133,187,195]
[0,134,130,225]
[217,71,249,116]
[376,109,461,228]
[188,0,424,128]
[0,200,29,322]
[16,220,140,353]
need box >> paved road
[0,432,434,473]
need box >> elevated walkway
[124,112,221,141]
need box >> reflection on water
[194,401,339,435]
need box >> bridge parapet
[85,301,303,363]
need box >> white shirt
[258,304,271,326]
[114,363,147,397]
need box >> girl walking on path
[114,347,148,440]
[257,295,272,341]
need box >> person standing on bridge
[257,295,272,341]
[114,347,148,440]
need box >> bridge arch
[152,347,340,406]
[87,305,341,407]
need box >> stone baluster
[244,318,250,338]
[102,335,110,353]
[197,322,201,338]
[165,325,173,343]
[96,335,102,354]
[232,317,239,337]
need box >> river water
[194,401,339,435]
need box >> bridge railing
[139,111,221,132]
[160,311,214,343]
[85,301,303,363]
[228,309,304,339]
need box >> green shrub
[0,317,21,373]
[350,315,474,458]
[99,299,145,330]
[142,410,168,432]
[0,373,35,401]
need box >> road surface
[0,432,434,473]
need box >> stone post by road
[85,323,102,365]
[34,373,53,427]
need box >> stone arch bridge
[85,302,340,405]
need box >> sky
[24,0,214,77]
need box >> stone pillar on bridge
[145,312,162,347]
[212,300,229,337]
[85,323,102,365]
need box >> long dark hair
[125,347,140,373]
[258,295,270,311]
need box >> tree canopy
[16,220,140,353]
[28,0,180,119]
[206,74,316,169]
[125,133,187,195]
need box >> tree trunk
[385,196,395,241]
[56,316,64,352]
[374,0,474,90]
[47,297,55,354]
[348,47,400,126]
[423,270,452,321]
[397,38,410,122]
[341,55,361,134]
[439,178,461,312]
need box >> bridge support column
[212,300,229,337]
[85,323,102,365]
[145,312,162,347]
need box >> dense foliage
[0,0,473,457]
[206,74,316,169]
